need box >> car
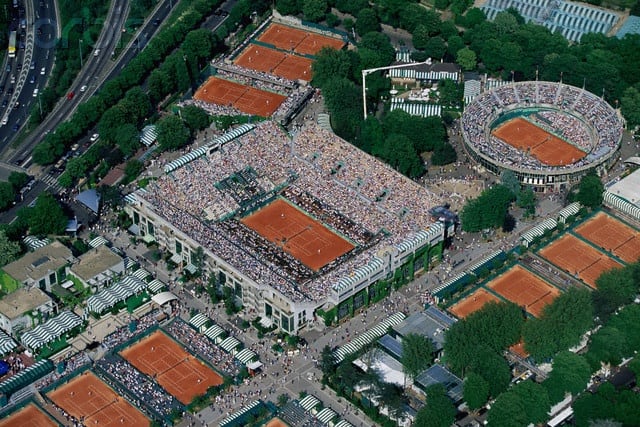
[153,18,160,26]
[67,91,74,100]
[0,117,7,126]
[93,49,100,57]
[29,74,35,84]
[5,64,10,73]
[80,85,87,92]
[10,75,15,84]
[16,62,21,71]
[90,133,99,142]
[12,121,20,132]
[30,60,35,70]
[1,99,7,108]
[40,67,45,75]
[32,88,38,97]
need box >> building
[67,245,125,292]
[1,242,73,292]
[125,121,445,334]
[389,53,461,85]
[604,167,640,221]
[391,307,457,355]
[0,287,56,336]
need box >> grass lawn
[0,270,19,293]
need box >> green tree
[21,192,68,237]
[312,47,355,89]
[302,0,327,22]
[575,173,604,209]
[114,124,142,158]
[500,170,520,196]
[157,115,191,151]
[183,29,214,65]
[431,143,457,165]
[181,105,210,134]
[517,187,536,217]
[460,185,515,232]
[123,160,144,185]
[424,37,447,60]
[414,384,456,427]
[512,380,551,424]
[412,25,431,51]
[276,0,302,15]
[65,157,88,181]
[463,372,490,410]
[8,172,30,191]
[585,326,629,371]
[320,345,336,383]
[543,351,592,404]
[486,392,527,427]
[592,266,636,322]
[355,9,379,36]
[0,182,15,211]
[401,333,435,380]
[0,229,21,267]
[469,344,511,397]
[620,83,640,128]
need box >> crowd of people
[95,355,181,417]
[462,81,622,172]
[34,352,91,390]
[140,120,442,302]
[101,310,160,350]
[165,319,240,377]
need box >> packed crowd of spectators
[165,319,239,377]
[462,81,622,172]
[102,311,160,350]
[95,355,181,417]
[140,121,441,302]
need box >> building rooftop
[393,308,456,351]
[607,168,640,208]
[2,242,72,284]
[70,245,123,282]
[0,287,52,320]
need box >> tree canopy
[17,192,68,237]
[460,185,515,232]
[401,333,435,380]
[463,372,490,410]
[543,351,592,404]
[157,114,191,151]
[574,173,604,209]
[414,384,456,427]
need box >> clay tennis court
[0,404,57,427]
[448,288,502,319]
[194,76,286,117]
[234,44,313,81]
[120,330,223,405]
[487,265,560,317]
[492,117,586,166]
[47,371,149,427]
[575,212,640,263]
[241,198,355,271]
[539,234,623,288]
[257,23,345,56]
[264,417,290,427]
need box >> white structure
[0,288,56,336]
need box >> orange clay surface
[492,117,586,166]
[234,44,313,81]
[448,288,501,319]
[193,77,286,117]
[257,23,345,55]
[486,265,560,317]
[539,234,623,288]
[47,371,149,427]
[0,404,58,427]
[120,330,223,405]
[241,198,354,271]
[574,212,640,263]
[264,417,290,427]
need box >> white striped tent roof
[219,400,261,427]
[332,257,384,295]
[21,311,82,350]
[86,276,147,314]
[23,236,50,251]
[124,193,138,204]
[464,80,481,105]
[220,336,241,353]
[335,420,354,427]
[88,236,109,248]
[235,348,257,364]
[299,394,321,411]
[316,407,338,424]
[204,324,226,342]
[396,226,443,254]
[520,218,558,246]
[147,279,165,293]
[389,68,459,82]
[466,250,503,275]
[557,202,581,222]
[395,50,412,62]
[604,191,640,221]
[333,312,406,363]
[390,99,442,117]
[140,125,157,147]
[431,271,468,296]
[0,329,17,355]
[189,313,210,330]
[317,113,332,133]
[132,268,150,281]
[164,123,256,173]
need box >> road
[0,0,56,148]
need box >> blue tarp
[76,189,101,214]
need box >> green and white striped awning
[316,407,337,424]
[204,324,226,343]
[89,236,109,248]
[333,312,406,363]
[299,394,320,412]
[235,348,257,365]
[220,336,241,353]
[147,279,165,293]
[189,313,210,330]
[21,311,82,350]
[219,400,261,427]
[0,329,17,355]
[335,420,354,427]
[132,268,150,281]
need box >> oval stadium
[461,81,623,192]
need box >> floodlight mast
[361,59,432,119]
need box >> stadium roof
[607,168,640,208]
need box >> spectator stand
[431,272,474,303]
[0,359,54,405]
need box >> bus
[8,31,16,58]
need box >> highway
[0,0,56,150]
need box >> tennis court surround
[574,211,640,263]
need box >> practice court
[492,117,586,166]
[234,45,313,81]
[257,23,346,56]
[448,288,501,319]
[0,404,57,427]
[486,265,560,317]
[241,199,355,271]
[574,212,640,263]
[539,234,623,288]
[194,76,286,117]
[47,371,149,427]
[120,330,223,405]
